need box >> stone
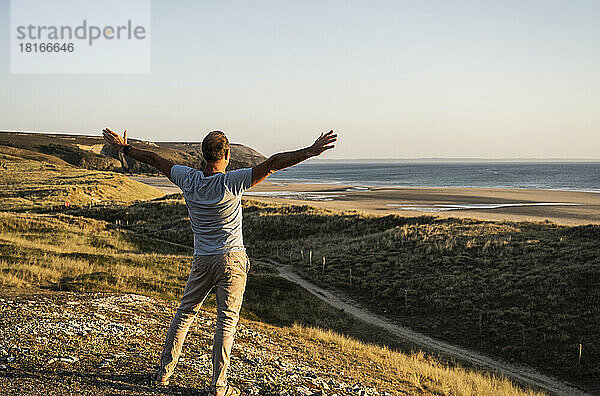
[59,356,79,363]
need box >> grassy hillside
[0,212,543,395]
[73,197,599,390]
[0,146,163,211]
[0,130,266,174]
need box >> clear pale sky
[1,1,599,159]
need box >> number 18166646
[19,43,74,53]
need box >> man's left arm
[102,128,175,180]
[251,130,337,187]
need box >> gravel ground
[0,290,393,396]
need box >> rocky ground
[0,289,394,396]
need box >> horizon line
[315,157,600,162]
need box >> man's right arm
[251,130,337,187]
[125,146,175,181]
[102,128,175,181]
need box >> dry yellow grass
[0,212,188,298]
[0,145,163,210]
[289,325,544,396]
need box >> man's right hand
[306,130,337,157]
[102,128,128,153]
[102,127,175,180]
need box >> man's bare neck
[203,162,227,176]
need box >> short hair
[202,131,230,162]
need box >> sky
[1,0,599,159]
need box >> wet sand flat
[130,176,600,225]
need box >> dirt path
[276,265,590,396]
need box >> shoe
[150,370,170,386]
[214,384,240,396]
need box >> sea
[267,160,600,192]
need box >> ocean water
[268,161,600,192]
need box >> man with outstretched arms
[102,128,337,396]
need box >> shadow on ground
[0,370,209,395]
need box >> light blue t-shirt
[170,165,253,255]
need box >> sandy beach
[130,176,600,226]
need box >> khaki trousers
[158,251,249,390]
